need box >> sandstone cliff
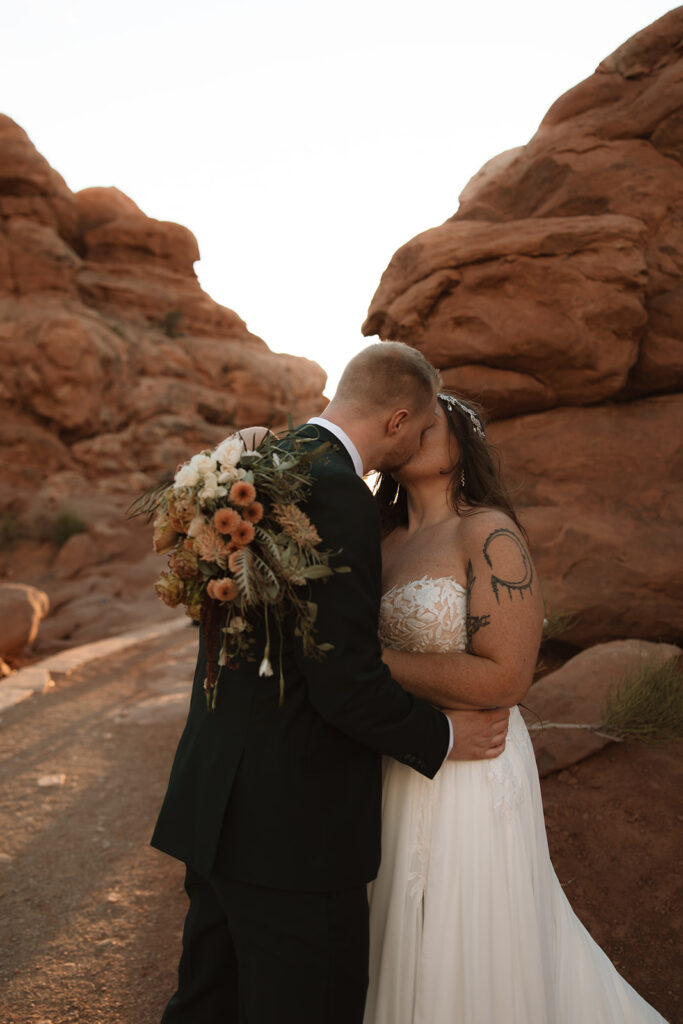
[0,116,326,652]
[363,10,683,646]
[0,115,326,511]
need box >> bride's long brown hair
[374,393,527,541]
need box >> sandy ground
[0,628,680,1024]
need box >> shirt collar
[306,417,364,477]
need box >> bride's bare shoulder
[458,507,526,543]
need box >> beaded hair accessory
[438,393,486,440]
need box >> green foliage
[0,512,22,549]
[600,655,683,743]
[48,509,87,548]
[541,608,579,643]
[0,508,86,550]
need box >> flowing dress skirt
[364,707,667,1024]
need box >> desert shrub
[51,509,87,548]
[0,512,22,549]
[601,655,683,742]
[541,608,579,643]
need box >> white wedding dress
[364,575,667,1024]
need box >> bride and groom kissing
[152,342,667,1023]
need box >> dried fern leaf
[126,479,173,521]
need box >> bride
[365,393,668,1024]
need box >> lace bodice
[379,575,467,654]
[379,574,534,823]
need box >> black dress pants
[161,866,370,1024]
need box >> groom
[153,342,509,1023]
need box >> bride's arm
[383,512,544,709]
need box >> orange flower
[242,501,264,524]
[229,481,257,507]
[232,520,255,547]
[213,507,241,535]
[207,577,240,602]
[195,525,228,567]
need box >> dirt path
[0,630,680,1023]
[0,629,194,1024]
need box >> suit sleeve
[293,465,450,778]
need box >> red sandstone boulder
[74,187,144,232]
[365,215,648,413]
[363,10,683,646]
[0,116,79,244]
[364,9,683,410]
[489,392,683,645]
[0,583,50,656]
[0,115,326,498]
[53,533,102,580]
[83,215,199,275]
[0,115,326,651]
[523,639,682,776]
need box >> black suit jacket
[151,425,450,891]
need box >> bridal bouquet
[131,428,347,708]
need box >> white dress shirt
[306,416,364,476]
[306,416,454,761]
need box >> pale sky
[3,0,674,393]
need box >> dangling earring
[392,482,402,505]
[460,469,466,489]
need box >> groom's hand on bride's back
[445,707,509,761]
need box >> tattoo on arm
[482,528,534,603]
[465,558,491,654]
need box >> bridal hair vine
[438,393,486,440]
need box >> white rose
[199,486,218,505]
[218,468,238,485]
[202,472,219,492]
[190,453,217,477]
[214,436,244,469]
[174,463,199,489]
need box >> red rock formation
[0,116,326,652]
[0,583,49,657]
[363,10,683,645]
[0,116,326,513]
[522,639,682,776]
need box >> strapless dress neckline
[379,574,467,655]
[382,574,467,598]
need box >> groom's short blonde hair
[335,342,440,411]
